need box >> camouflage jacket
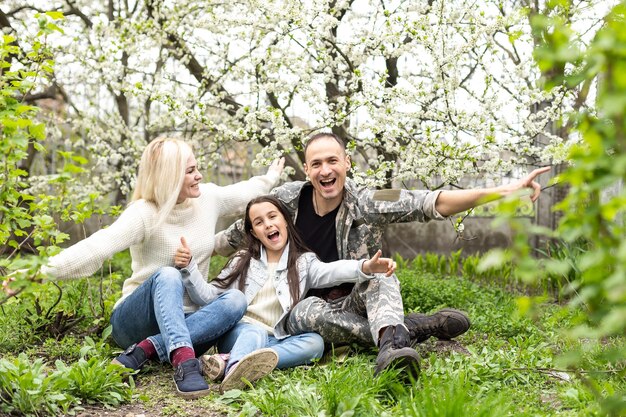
[215,178,445,262]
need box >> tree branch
[64,0,93,28]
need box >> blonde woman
[41,138,284,398]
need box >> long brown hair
[212,195,312,307]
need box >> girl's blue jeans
[218,321,324,373]
[110,266,247,363]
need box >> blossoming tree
[0,0,610,205]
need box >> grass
[1,252,624,416]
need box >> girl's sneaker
[220,348,278,393]
[201,353,230,381]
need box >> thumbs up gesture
[174,236,193,268]
[362,250,396,277]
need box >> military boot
[374,324,420,379]
[404,308,470,345]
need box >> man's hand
[174,237,192,268]
[499,166,551,202]
[362,250,396,277]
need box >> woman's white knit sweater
[42,173,279,312]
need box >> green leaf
[71,154,88,165]
[46,23,64,34]
[15,105,36,115]
[29,123,46,140]
[16,118,32,128]
[45,11,65,20]
[63,164,86,174]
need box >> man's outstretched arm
[434,166,551,217]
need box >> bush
[0,329,133,416]
[0,354,75,416]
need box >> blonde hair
[132,138,193,228]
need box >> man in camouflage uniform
[215,132,550,375]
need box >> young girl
[39,138,283,398]
[175,195,396,392]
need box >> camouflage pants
[286,274,404,347]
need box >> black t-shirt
[296,185,339,262]
[296,185,354,300]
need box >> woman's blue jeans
[218,321,324,373]
[110,266,247,363]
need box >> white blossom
[2,0,609,203]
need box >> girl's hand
[175,236,193,268]
[362,250,396,277]
[267,157,285,176]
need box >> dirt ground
[73,403,224,417]
[72,369,229,417]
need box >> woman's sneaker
[201,353,230,381]
[112,344,148,372]
[220,348,278,393]
[173,358,211,399]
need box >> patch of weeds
[220,368,323,416]
[0,353,75,417]
[209,255,230,278]
[418,340,602,416]
[160,403,187,416]
[107,249,133,279]
[317,360,394,415]
[35,326,119,363]
[229,355,401,416]
[396,375,531,417]
[0,297,43,352]
[38,335,84,362]
[56,357,134,406]
[129,365,174,407]
[534,238,589,299]
[399,270,538,338]
[0,330,133,416]
[558,338,624,376]
[544,305,584,334]
[0,276,119,356]
[596,378,626,417]
[79,326,121,359]
[556,381,599,414]
[554,336,626,416]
